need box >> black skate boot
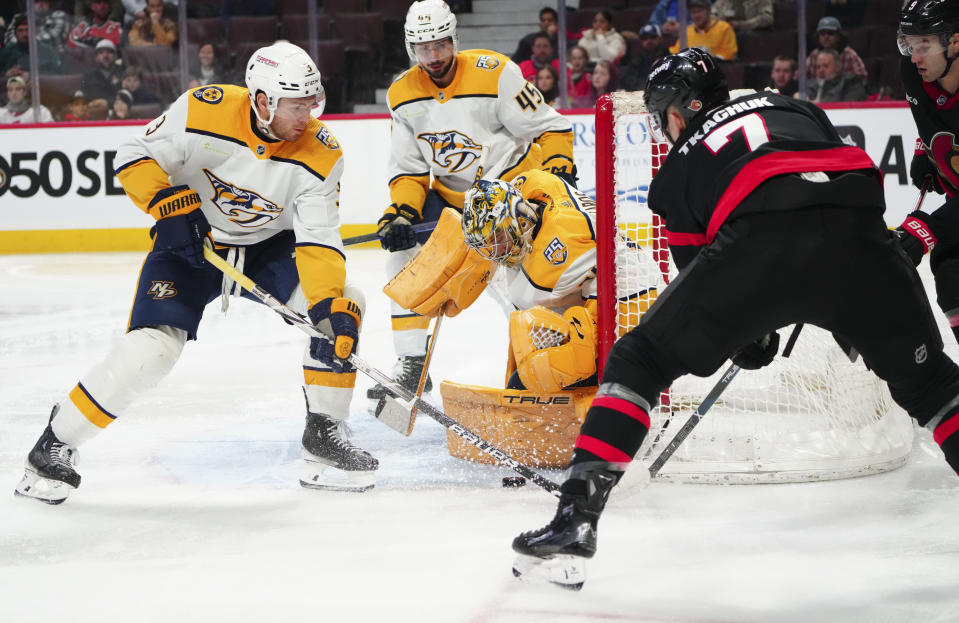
[511,465,621,590]
[366,354,433,400]
[15,404,81,505]
[300,409,379,492]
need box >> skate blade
[14,469,74,505]
[512,553,586,591]
[299,460,376,493]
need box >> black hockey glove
[308,297,362,374]
[894,211,938,267]
[732,332,780,370]
[910,152,944,194]
[377,203,420,252]
[148,186,210,268]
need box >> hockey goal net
[594,92,914,483]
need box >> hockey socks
[568,383,653,470]
[934,412,959,473]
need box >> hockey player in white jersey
[367,0,577,400]
[14,42,377,504]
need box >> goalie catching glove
[308,297,362,373]
[510,305,597,394]
[148,185,211,268]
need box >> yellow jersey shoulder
[387,49,510,109]
[276,118,343,181]
[185,84,250,137]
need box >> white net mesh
[597,92,914,483]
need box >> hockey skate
[511,466,620,590]
[14,405,81,505]
[366,354,432,401]
[300,410,378,492]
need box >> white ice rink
[2,248,959,623]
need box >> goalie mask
[462,179,537,268]
[643,47,728,142]
[245,41,325,127]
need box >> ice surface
[1,250,958,623]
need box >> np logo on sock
[149,281,178,300]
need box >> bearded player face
[412,37,456,81]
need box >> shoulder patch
[193,86,224,104]
[475,55,500,71]
[544,236,568,265]
[145,114,166,136]
[315,125,341,150]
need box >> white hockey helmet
[404,0,459,62]
[245,41,325,125]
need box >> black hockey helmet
[643,47,728,139]
[898,0,959,54]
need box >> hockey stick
[374,304,445,436]
[201,245,562,495]
[341,220,438,247]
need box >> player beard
[424,56,455,82]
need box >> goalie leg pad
[510,306,598,394]
[383,207,496,318]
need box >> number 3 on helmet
[245,41,326,124]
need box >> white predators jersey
[387,50,574,212]
[114,84,347,304]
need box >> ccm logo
[504,396,571,405]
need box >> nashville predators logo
[192,86,224,104]
[148,281,178,300]
[544,236,568,265]
[203,168,281,227]
[417,130,484,173]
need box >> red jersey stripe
[934,413,959,446]
[574,435,633,463]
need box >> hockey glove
[308,297,362,373]
[894,211,938,267]
[377,203,420,252]
[910,152,944,194]
[732,332,780,370]
[149,185,211,268]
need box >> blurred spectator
[805,16,867,85]
[574,59,618,108]
[121,0,174,26]
[4,1,72,56]
[805,48,866,102]
[0,15,62,78]
[535,64,559,107]
[711,0,773,33]
[69,0,123,49]
[567,45,592,103]
[63,91,89,121]
[579,11,627,64]
[188,42,227,88]
[518,32,561,82]
[74,0,124,23]
[225,0,277,16]
[129,0,176,46]
[824,0,865,28]
[121,65,158,103]
[0,75,54,124]
[512,7,558,64]
[669,0,737,60]
[649,0,681,38]
[621,24,668,91]
[769,54,798,97]
[80,38,122,106]
[108,87,132,119]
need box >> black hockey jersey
[648,90,884,269]
[901,56,959,196]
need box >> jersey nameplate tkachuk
[678,95,774,154]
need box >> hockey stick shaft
[201,245,561,495]
[647,362,741,477]
[341,220,438,247]
[410,307,444,422]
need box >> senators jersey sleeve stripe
[706,146,876,243]
[666,230,707,246]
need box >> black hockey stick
[342,220,438,246]
[201,245,562,496]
